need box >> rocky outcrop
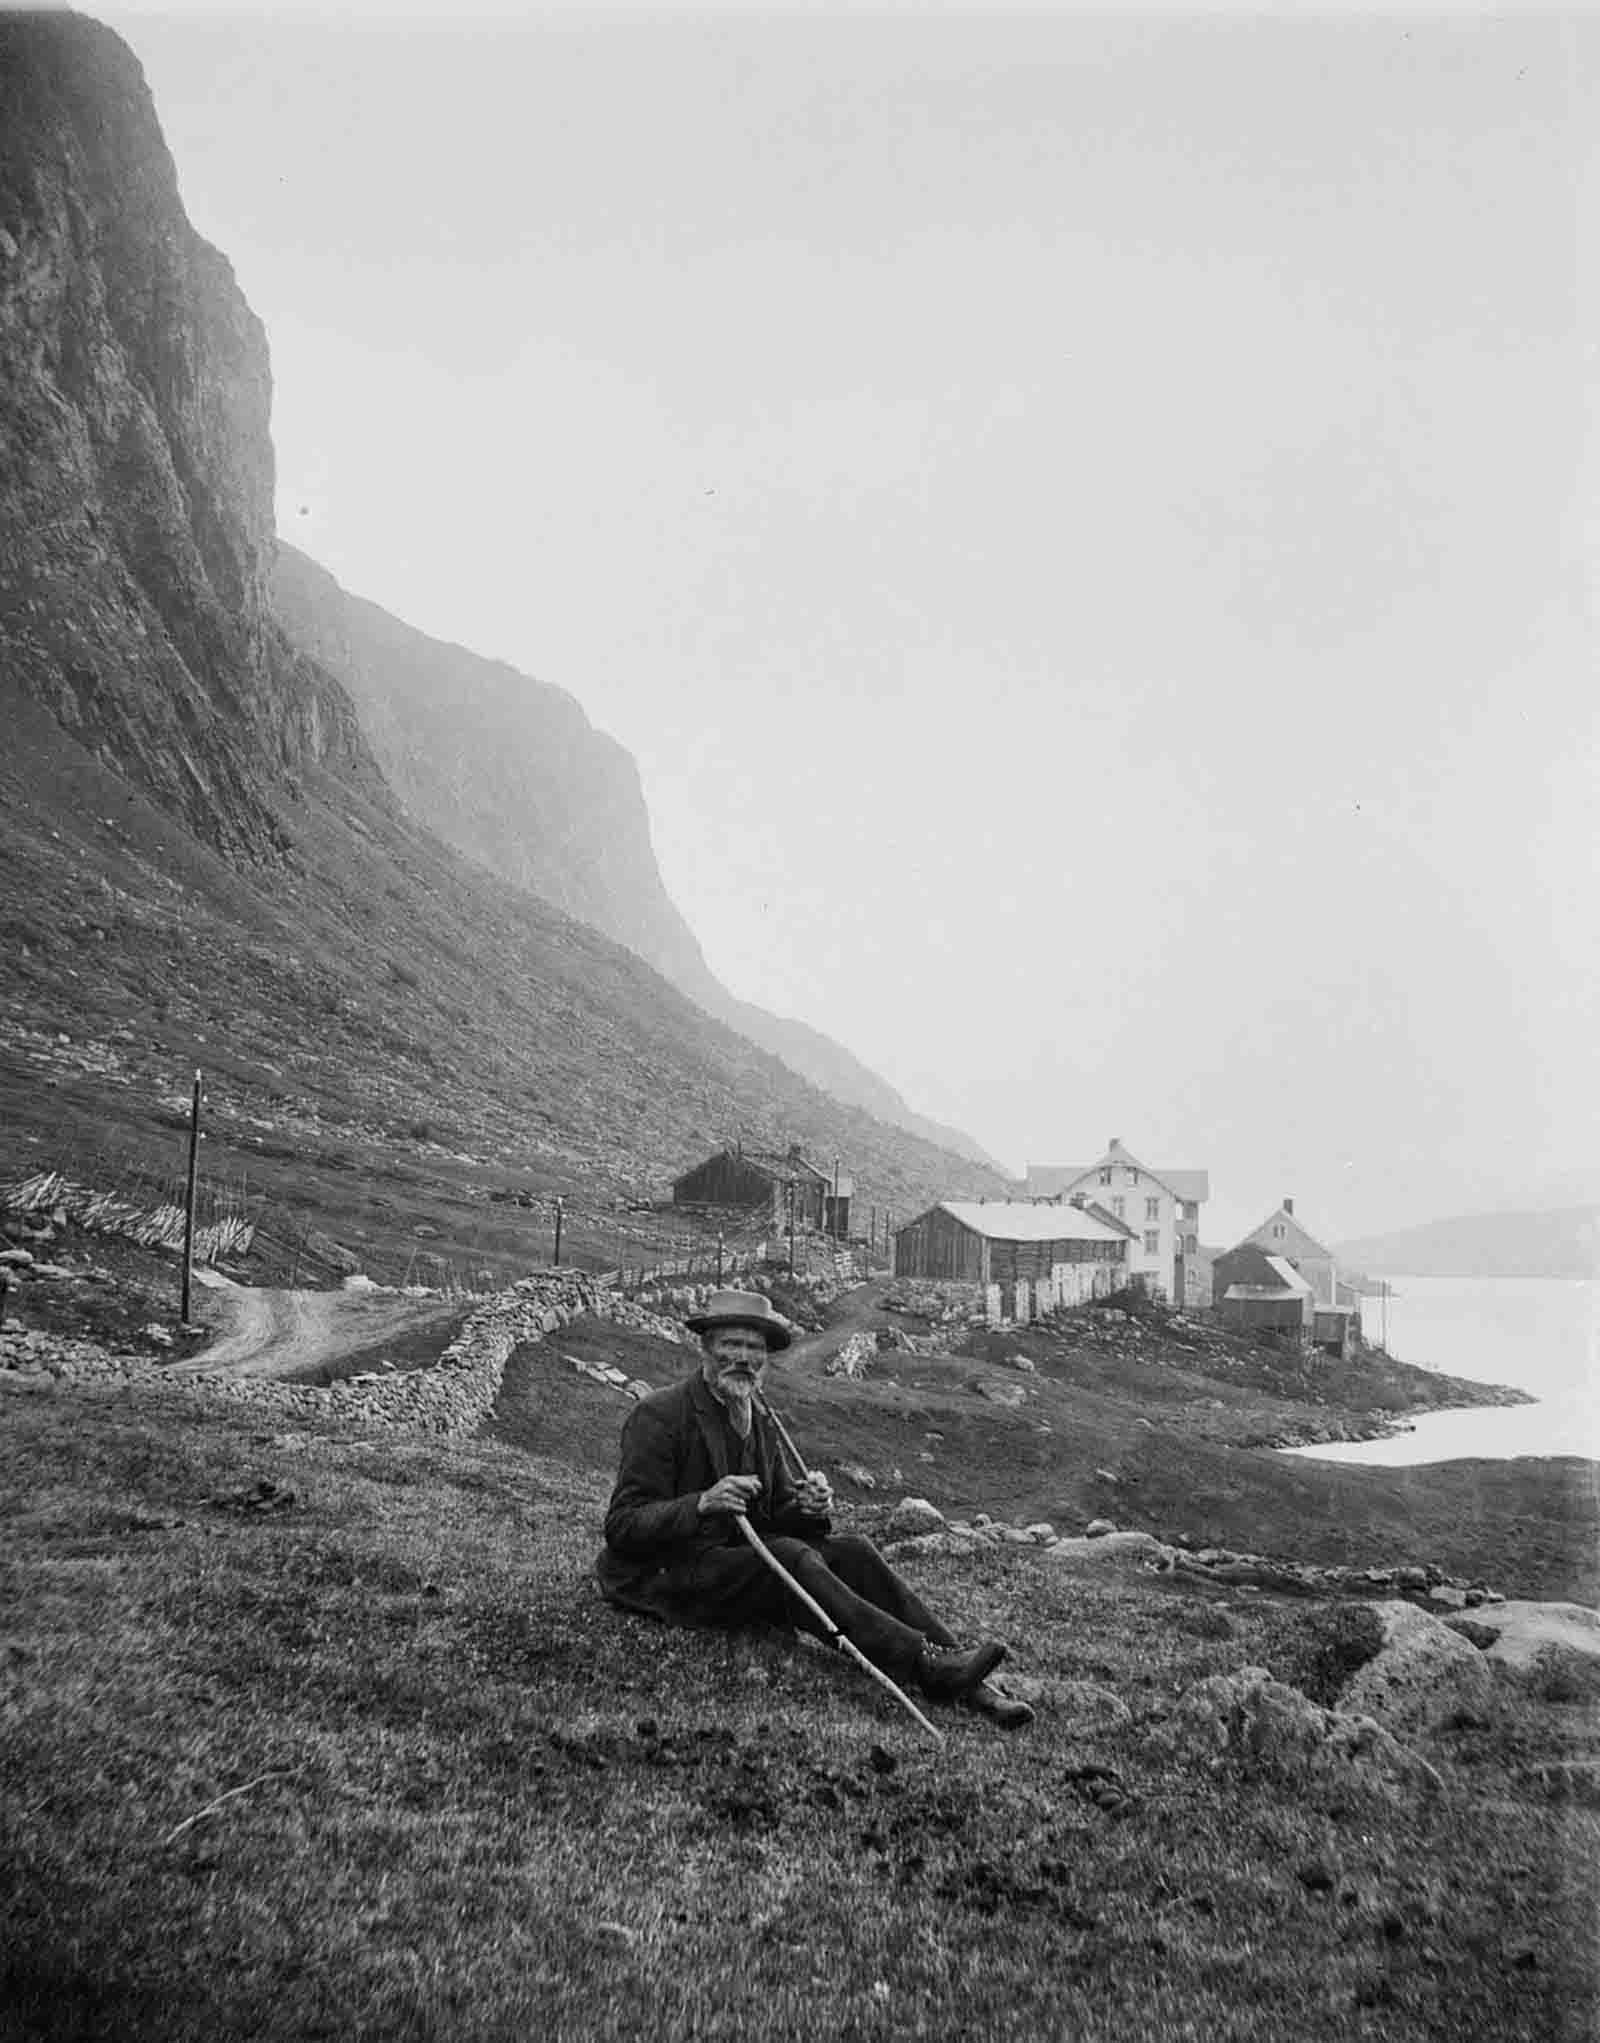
[1460,1598,1600,1689]
[1150,1666,1442,1803]
[1338,1600,1494,1739]
[0,14,376,860]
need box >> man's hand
[796,1473,833,1517]
[698,1474,763,1518]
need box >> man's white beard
[719,1374,755,1437]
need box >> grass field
[3,1375,1595,2043]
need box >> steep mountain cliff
[0,11,1008,1268]
[0,12,376,858]
[271,543,715,996]
[271,544,1005,1172]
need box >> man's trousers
[682,1530,958,1673]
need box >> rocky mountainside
[0,12,378,859]
[271,545,1005,1174]
[0,11,1008,1276]
[271,543,714,996]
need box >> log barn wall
[892,1206,1129,1285]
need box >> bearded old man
[595,1289,1034,1727]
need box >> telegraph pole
[786,1179,797,1275]
[553,1195,564,1267]
[180,1069,202,1325]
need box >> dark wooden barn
[672,1145,831,1230]
[893,1200,1130,1285]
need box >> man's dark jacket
[596,1373,830,1622]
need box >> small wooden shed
[672,1145,831,1229]
[1212,1245,1314,1336]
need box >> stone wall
[0,1274,687,1435]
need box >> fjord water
[1286,1275,1598,1466]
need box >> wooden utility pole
[180,1069,202,1325]
[716,1231,724,1284]
[553,1196,564,1267]
[786,1179,797,1274]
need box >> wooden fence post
[179,1069,202,1325]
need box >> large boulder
[1339,1599,1494,1739]
[1151,1666,1441,1802]
[1461,1599,1600,1690]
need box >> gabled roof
[741,1149,831,1182]
[1262,1255,1314,1293]
[1224,1255,1314,1302]
[1025,1153,1210,1204]
[926,1200,1128,1244]
[1242,1206,1335,1259]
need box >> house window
[1185,1234,1197,1256]
[1126,1167,1139,1185]
[1182,1201,1197,1222]
[1272,1223,1284,1240]
[1145,1197,1160,1221]
[1143,1230,1160,1255]
[1112,1197,1125,1218]
[1099,1168,1112,1185]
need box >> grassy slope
[4,1381,1596,2043]
[0,693,1006,1293]
[491,1304,1599,1606]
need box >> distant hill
[1334,1207,1600,1280]
[271,545,1006,1177]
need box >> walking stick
[733,1514,942,1743]
[753,1390,811,1484]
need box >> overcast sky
[98,3,1595,1241]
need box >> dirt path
[174,1278,460,1379]
[783,1280,894,1372]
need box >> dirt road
[782,1280,892,1372]
[175,1277,462,1379]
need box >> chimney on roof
[1109,1136,1122,1154]
[1069,1193,1085,1208]
[1284,1196,1295,1216]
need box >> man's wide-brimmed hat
[685,1289,793,1352]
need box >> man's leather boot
[963,1678,1035,1729]
[915,1638,1006,1701]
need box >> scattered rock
[1004,1353,1037,1373]
[1093,1467,1120,1486]
[976,1380,1027,1408]
[825,1331,877,1380]
[1084,1519,1117,1539]
[887,1496,946,1539]
[837,1463,877,1491]
[1057,1681,1132,1729]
